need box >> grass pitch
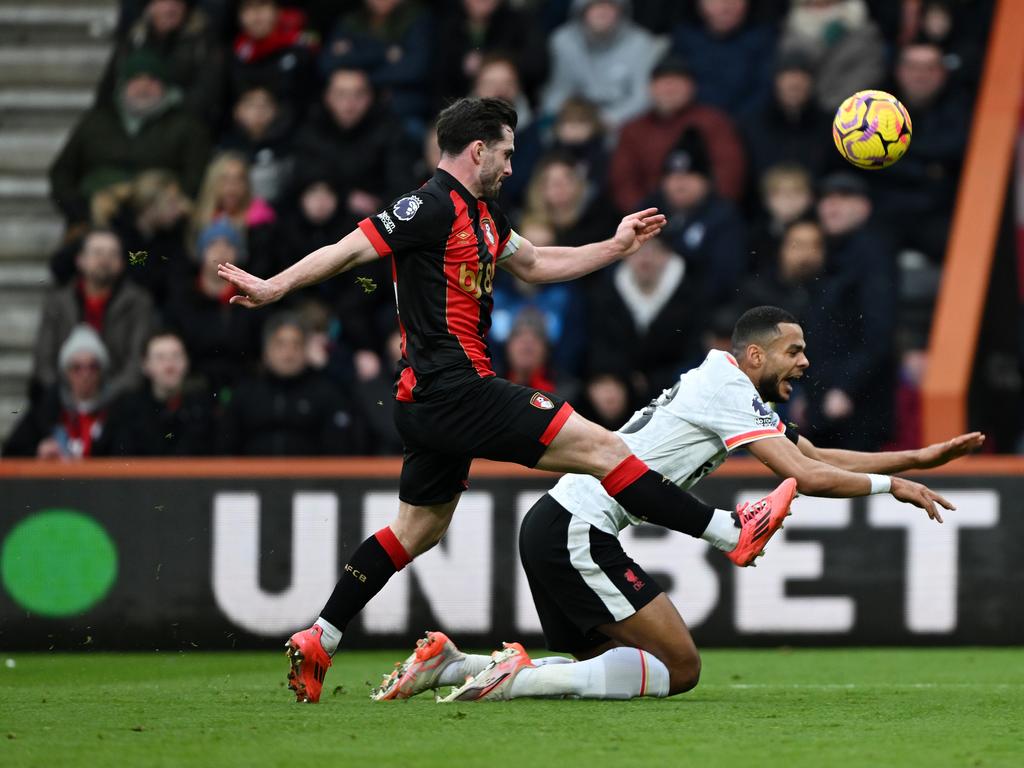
[1,648,1021,768]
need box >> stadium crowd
[2,0,997,459]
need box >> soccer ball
[832,90,912,170]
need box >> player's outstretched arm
[794,432,984,473]
[747,435,955,523]
[501,208,667,284]
[217,228,379,309]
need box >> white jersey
[549,350,788,535]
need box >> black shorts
[393,376,572,506]
[518,493,664,654]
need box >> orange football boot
[726,478,797,567]
[285,625,333,703]
[371,630,466,701]
[439,642,534,702]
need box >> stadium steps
[0,1,115,445]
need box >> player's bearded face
[758,323,809,403]
[479,129,514,197]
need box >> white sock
[314,617,342,656]
[438,651,573,687]
[701,508,740,552]
[532,655,575,667]
[508,647,670,700]
[437,653,492,686]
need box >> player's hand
[217,262,284,309]
[612,208,667,257]
[890,476,955,523]
[914,431,985,469]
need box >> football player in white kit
[371,306,984,703]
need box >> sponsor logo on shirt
[376,210,396,234]
[393,195,423,221]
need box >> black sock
[601,455,715,537]
[320,527,411,631]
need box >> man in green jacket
[49,50,210,226]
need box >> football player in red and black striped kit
[218,97,797,703]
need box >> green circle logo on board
[1,510,118,617]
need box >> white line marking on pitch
[719,683,1018,690]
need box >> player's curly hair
[436,97,518,156]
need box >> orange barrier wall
[0,455,1020,479]
[922,0,1024,444]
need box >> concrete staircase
[0,0,116,443]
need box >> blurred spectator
[880,0,991,87]
[115,0,240,39]
[97,0,226,125]
[319,0,433,133]
[701,303,741,355]
[164,219,263,395]
[192,151,277,276]
[573,371,636,429]
[505,96,609,209]
[49,50,210,227]
[802,172,897,450]
[351,329,404,454]
[748,163,815,274]
[50,170,193,305]
[472,54,534,130]
[277,171,356,279]
[94,330,213,456]
[646,129,747,304]
[6,326,111,459]
[412,121,441,185]
[609,54,746,211]
[293,68,416,222]
[878,39,970,264]
[500,309,576,398]
[586,234,703,401]
[542,0,667,132]
[885,347,928,452]
[32,229,154,404]
[521,153,618,249]
[490,218,587,376]
[433,0,549,109]
[274,167,392,372]
[778,0,886,111]
[230,0,318,121]
[219,312,364,455]
[670,0,775,118]
[739,51,832,185]
[219,84,295,204]
[738,217,826,321]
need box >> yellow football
[832,89,913,170]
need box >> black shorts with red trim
[393,375,573,506]
[519,493,663,654]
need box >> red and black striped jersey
[357,170,519,402]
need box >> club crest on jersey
[530,392,554,410]
[481,218,496,245]
[393,195,423,221]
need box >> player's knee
[667,654,701,695]
[391,516,450,558]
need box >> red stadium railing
[922,0,1024,445]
